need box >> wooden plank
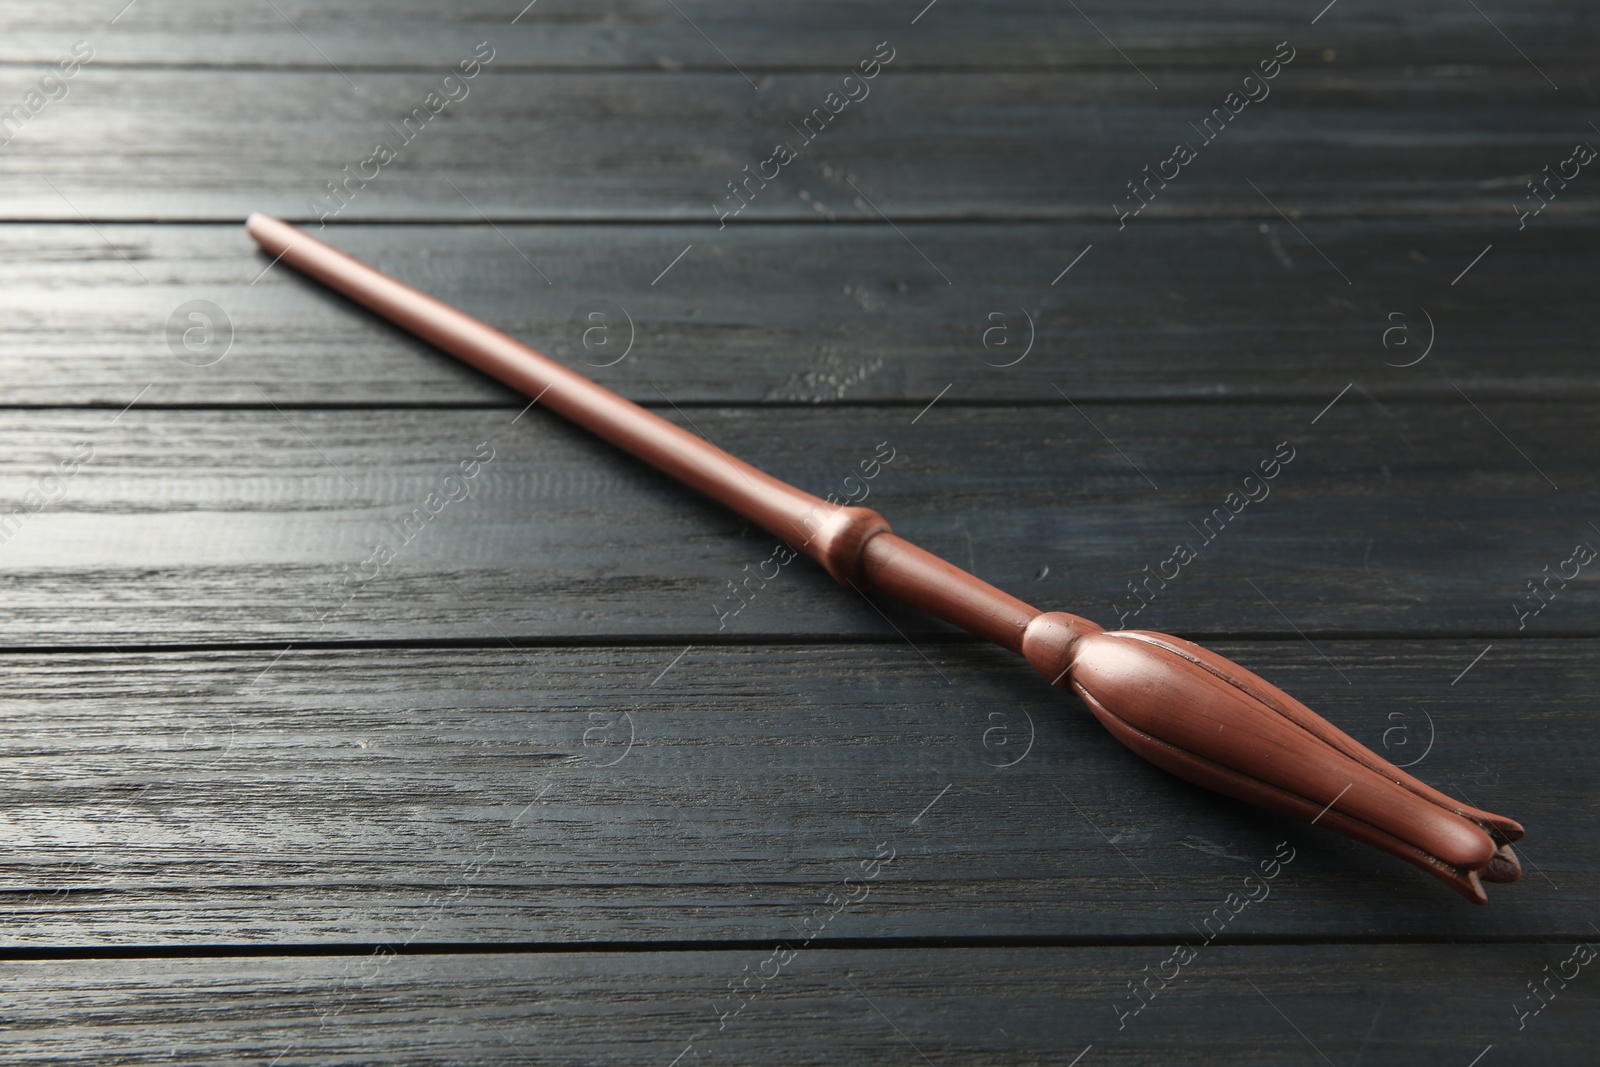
[3,68,1596,221]
[1,0,1592,69]
[0,404,1593,644]
[2,1,1588,1055]
[3,219,1595,405]
[0,640,1588,944]
[0,945,1594,1064]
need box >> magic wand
[246,212,1523,903]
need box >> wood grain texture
[0,640,1587,945]
[1,0,1593,69]
[1,219,1594,405]
[0,404,1591,644]
[1,945,1594,1065]
[2,68,1596,221]
[1,0,1595,1058]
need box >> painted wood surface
[1,0,1592,68]
[1,946,1594,1065]
[0,403,1593,643]
[0,0,1593,1061]
[2,69,1596,221]
[0,220,1593,405]
[0,641,1587,947]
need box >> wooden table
[2,2,1595,1062]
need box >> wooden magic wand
[247,213,1524,903]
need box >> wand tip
[244,212,286,245]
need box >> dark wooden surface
[4,222,1598,404]
[8,68,1600,221]
[1,2,1595,1063]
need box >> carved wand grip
[246,214,1524,903]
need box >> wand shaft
[246,215,834,544]
[245,212,1041,650]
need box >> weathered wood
[1,0,1592,69]
[1,0,1594,1054]
[2,219,1594,405]
[0,640,1588,945]
[0,945,1594,1065]
[0,404,1592,644]
[2,68,1595,221]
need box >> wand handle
[247,214,1525,903]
